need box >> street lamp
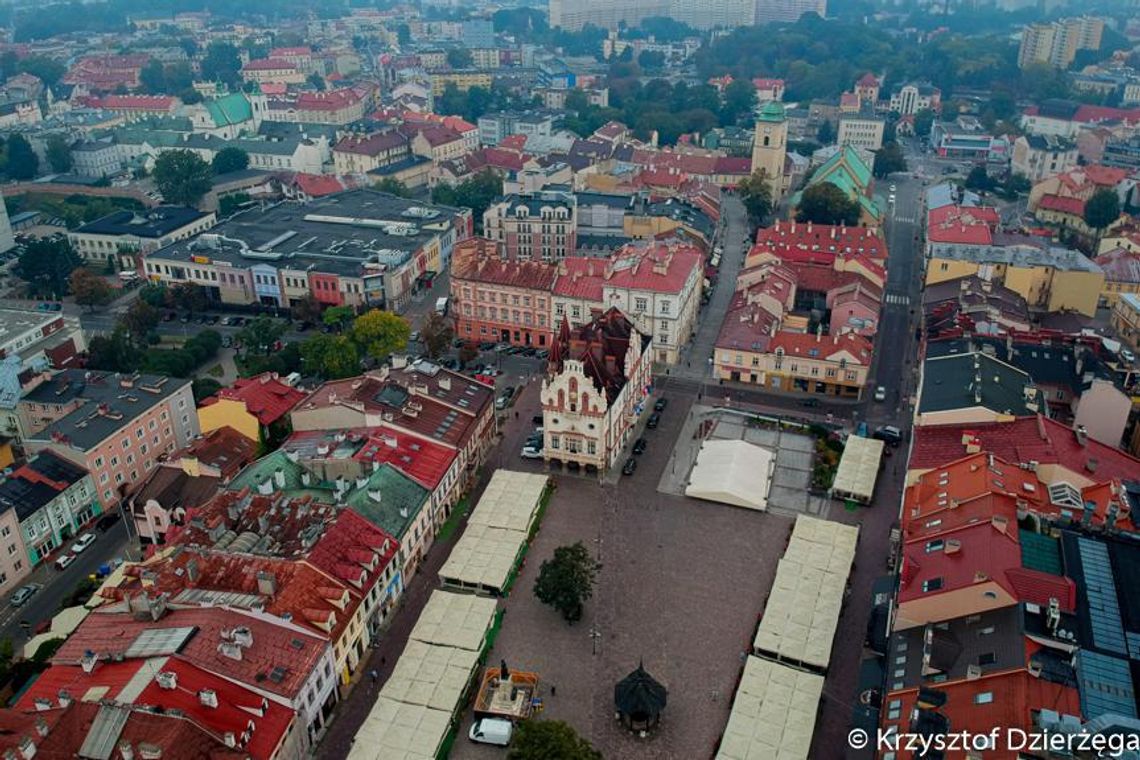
[589,626,602,656]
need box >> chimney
[57,690,71,709]
[368,489,382,503]
[81,651,97,673]
[218,641,243,661]
[1075,425,1088,447]
[256,571,277,596]
[186,558,199,584]
[119,743,134,760]
[355,475,369,490]
[301,471,312,486]
[198,689,218,708]
[257,478,273,496]
[273,468,286,489]
[156,671,177,690]
[1047,598,1060,633]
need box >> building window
[922,577,943,592]
[634,297,648,312]
[974,692,993,705]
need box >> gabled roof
[1038,194,1085,216]
[1095,247,1140,284]
[204,92,252,127]
[547,308,649,405]
[200,373,307,427]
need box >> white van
[469,718,513,746]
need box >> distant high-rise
[668,0,755,30]
[0,193,13,256]
[549,0,670,31]
[753,0,826,25]
[1017,16,1103,70]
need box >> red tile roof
[452,238,559,291]
[269,46,312,57]
[898,520,1021,603]
[277,87,363,112]
[713,156,752,175]
[925,205,999,245]
[757,220,887,259]
[857,73,878,86]
[242,58,298,72]
[910,416,1140,483]
[1037,193,1085,216]
[769,330,873,364]
[200,373,307,427]
[173,426,257,479]
[553,242,703,299]
[1073,104,1140,124]
[754,77,786,89]
[54,606,328,700]
[80,94,176,111]
[288,172,359,197]
[17,660,293,759]
[306,508,399,590]
[164,491,338,555]
[334,130,409,156]
[351,425,456,491]
[498,134,527,151]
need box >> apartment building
[753,0,826,23]
[837,114,885,151]
[1011,134,1079,183]
[1018,16,1104,70]
[552,241,704,364]
[541,309,652,474]
[887,83,940,116]
[477,111,554,146]
[68,206,216,271]
[265,88,368,126]
[197,372,307,442]
[333,130,412,174]
[0,450,96,570]
[483,189,577,262]
[450,237,558,348]
[20,370,199,509]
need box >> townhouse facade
[482,189,578,262]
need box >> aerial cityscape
[0,0,1136,757]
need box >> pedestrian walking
[550,685,556,697]
[369,669,378,684]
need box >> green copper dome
[757,101,786,123]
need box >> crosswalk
[884,293,911,306]
[891,215,917,224]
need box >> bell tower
[750,101,788,195]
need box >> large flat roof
[753,516,859,670]
[75,206,209,238]
[147,190,463,279]
[346,697,448,760]
[716,656,823,760]
[466,470,548,533]
[380,639,480,712]
[927,241,1102,273]
[409,591,498,652]
[830,435,885,504]
[685,439,775,512]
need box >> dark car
[799,398,820,408]
[646,413,660,429]
[96,512,121,532]
[632,438,647,455]
[621,458,637,476]
[653,398,668,412]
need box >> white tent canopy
[717,656,824,760]
[685,439,775,511]
[830,436,884,504]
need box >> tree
[16,56,64,89]
[1002,172,1030,198]
[420,313,454,359]
[913,108,936,138]
[396,24,412,46]
[154,150,213,207]
[373,177,411,198]
[446,48,473,69]
[350,309,410,358]
[720,79,756,126]
[86,328,141,373]
[192,378,222,403]
[211,147,249,175]
[872,142,907,178]
[291,295,323,325]
[738,171,773,222]
[508,720,602,760]
[170,282,209,313]
[238,317,287,356]
[139,59,166,93]
[533,541,600,623]
[322,305,355,331]
[45,136,73,174]
[301,334,360,379]
[965,165,994,192]
[431,170,502,232]
[816,119,835,144]
[201,41,242,87]
[16,237,80,298]
[69,268,112,309]
[138,283,170,308]
[1084,188,1121,237]
[637,50,666,71]
[5,133,38,180]
[123,299,161,337]
[306,72,326,91]
[458,342,479,368]
[795,183,860,226]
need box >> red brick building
[450,237,558,347]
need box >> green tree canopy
[795,183,860,226]
[201,41,242,87]
[872,142,907,178]
[420,312,453,359]
[301,334,360,379]
[533,541,600,623]
[446,48,473,69]
[45,135,73,174]
[965,165,995,192]
[1084,188,1121,233]
[508,720,602,760]
[350,309,410,359]
[374,177,411,197]
[913,108,936,138]
[16,237,80,297]
[738,170,773,222]
[154,150,213,207]
[238,317,287,356]
[431,170,502,232]
[307,72,326,91]
[5,133,38,180]
[816,120,835,145]
[211,147,250,175]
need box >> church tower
[750,101,788,194]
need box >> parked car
[520,446,543,459]
[632,438,647,455]
[621,458,638,476]
[873,425,903,446]
[653,397,668,412]
[1122,348,1136,364]
[799,398,820,408]
[96,512,121,532]
[55,554,76,570]
[495,386,516,410]
[469,718,513,746]
[646,413,661,429]
[10,585,38,607]
[873,386,887,402]
[71,533,96,554]
[535,349,550,359]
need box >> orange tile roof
[200,373,307,427]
